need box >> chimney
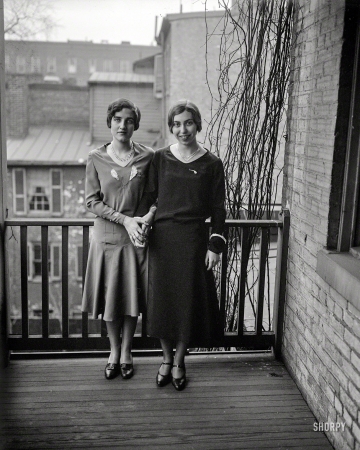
[6,74,29,138]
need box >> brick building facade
[156,11,224,147]
[282,1,360,448]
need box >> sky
[48,0,224,46]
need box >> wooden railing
[5,210,289,356]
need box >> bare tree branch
[206,0,297,335]
[4,0,57,39]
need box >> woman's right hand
[123,216,148,246]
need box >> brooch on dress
[111,169,119,180]
[130,166,139,181]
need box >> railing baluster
[255,228,269,335]
[62,226,69,338]
[238,227,249,336]
[82,225,89,338]
[20,225,28,338]
[219,227,229,337]
[41,226,49,338]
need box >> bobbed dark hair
[167,100,202,133]
[106,98,141,130]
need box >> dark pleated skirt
[146,219,221,345]
[81,217,147,321]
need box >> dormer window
[29,187,50,211]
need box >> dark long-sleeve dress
[82,142,153,321]
[137,146,226,345]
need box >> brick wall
[6,75,29,138]
[282,1,360,448]
[29,84,89,127]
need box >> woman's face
[110,108,135,144]
[172,110,198,146]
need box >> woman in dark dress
[137,100,226,391]
[82,98,155,380]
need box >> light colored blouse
[85,142,154,224]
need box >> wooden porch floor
[0,353,333,450]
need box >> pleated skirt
[146,219,221,346]
[81,217,147,321]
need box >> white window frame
[12,168,27,215]
[27,244,33,280]
[30,56,41,73]
[67,58,77,74]
[103,59,113,72]
[50,243,61,280]
[5,54,10,72]
[28,242,42,281]
[119,60,131,73]
[16,56,26,73]
[47,57,57,73]
[29,186,50,212]
[88,58,97,73]
[50,169,63,215]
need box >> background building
[5,39,160,86]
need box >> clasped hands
[123,214,152,247]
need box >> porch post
[0,0,8,368]
[273,208,290,360]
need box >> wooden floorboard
[0,353,333,450]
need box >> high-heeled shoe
[104,363,121,380]
[171,364,186,391]
[120,363,134,379]
[156,362,172,387]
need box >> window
[76,246,83,280]
[316,2,360,311]
[154,54,163,99]
[50,169,63,214]
[119,60,131,73]
[47,57,56,73]
[16,56,26,73]
[50,244,61,279]
[29,187,50,211]
[12,169,26,214]
[68,58,77,74]
[89,59,97,73]
[103,59,113,72]
[32,243,42,278]
[327,3,360,253]
[30,56,41,73]
[5,54,10,72]
[28,243,61,280]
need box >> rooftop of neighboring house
[6,125,100,166]
[157,9,224,40]
[88,72,155,84]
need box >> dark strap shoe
[104,363,120,380]
[120,363,134,379]
[156,362,172,387]
[171,364,186,391]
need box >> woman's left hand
[205,250,220,271]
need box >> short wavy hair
[167,100,202,133]
[106,98,141,130]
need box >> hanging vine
[205,0,296,334]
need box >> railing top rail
[5,218,283,228]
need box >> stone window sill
[316,249,360,312]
